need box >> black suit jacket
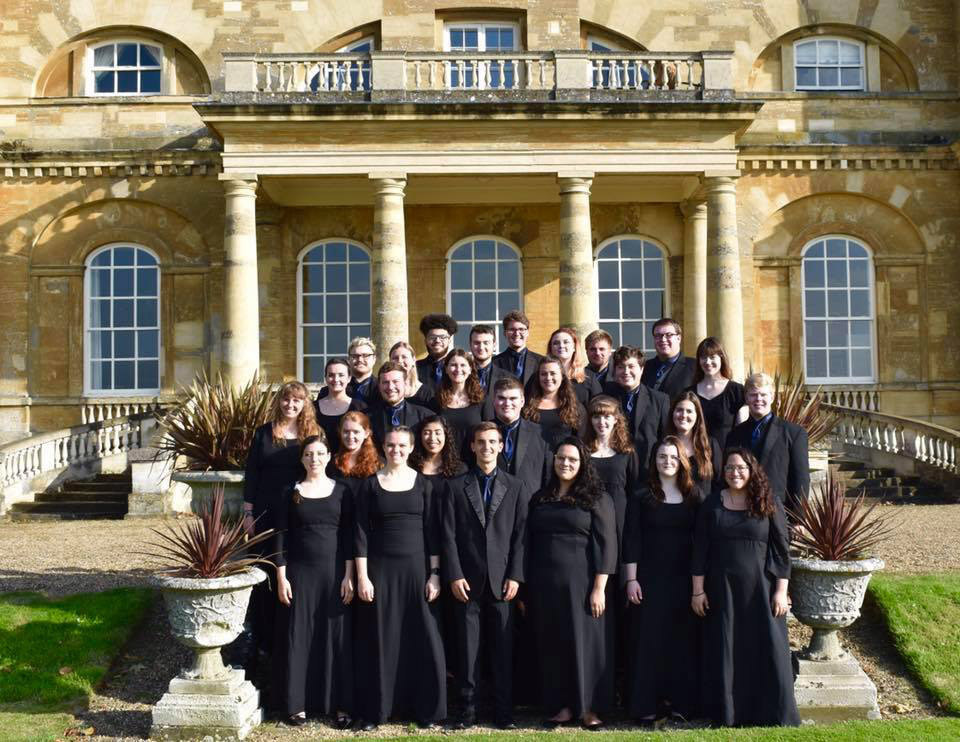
[727,415,810,510]
[353,399,432,451]
[603,382,670,480]
[416,354,450,387]
[315,376,380,405]
[492,347,544,390]
[495,418,552,496]
[442,470,530,595]
[640,355,698,403]
[585,364,610,388]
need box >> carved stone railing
[81,398,164,424]
[813,386,881,413]
[223,50,734,99]
[826,405,960,478]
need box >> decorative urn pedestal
[151,568,266,740]
[790,557,885,722]
[170,471,245,518]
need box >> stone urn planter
[151,568,267,740]
[789,556,885,661]
[170,470,245,519]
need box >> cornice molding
[737,146,957,173]
[0,152,221,180]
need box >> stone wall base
[794,657,881,722]
[151,668,262,740]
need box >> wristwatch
[429,567,440,576]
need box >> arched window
[89,41,163,95]
[595,236,666,357]
[447,237,522,350]
[802,236,876,383]
[298,239,371,383]
[84,244,161,394]
[794,37,864,91]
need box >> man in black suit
[639,318,698,402]
[471,324,511,420]
[315,336,380,403]
[604,346,670,480]
[727,372,810,512]
[490,376,551,495]
[416,314,458,387]
[443,422,530,730]
[584,329,614,387]
[358,361,432,450]
[492,310,543,390]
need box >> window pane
[449,29,463,48]
[140,69,161,93]
[303,265,323,293]
[464,29,478,49]
[600,322,620,346]
[113,269,134,296]
[117,43,138,66]
[138,360,159,389]
[643,259,664,288]
[826,239,846,258]
[91,361,112,390]
[475,262,495,290]
[805,320,826,347]
[818,67,839,87]
[349,294,370,323]
[827,320,848,347]
[644,291,663,318]
[597,261,618,288]
[804,260,825,288]
[326,295,347,323]
[828,349,849,378]
[598,292,619,319]
[326,242,346,261]
[850,289,870,317]
[597,243,618,260]
[349,245,366,262]
[348,261,369,293]
[850,320,871,347]
[327,326,348,356]
[90,299,111,328]
[140,44,161,66]
[94,45,114,67]
[827,290,848,317]
[474,240,495,260]
[303,357,324,385]
[114,247,135,265]
[305,327,324,355]
[94,70,115,93]
[622,291,644,319]
[498,261,519,288]
[839,42,861,64]
[117,70,138,93]
[325,264,346,290]
[137,298,157,327]
[621,261,644,289]
[138,330,159,358]
[820,40,839,64]
[92,251,111,267]
[475,292,496,321]
[840,67,861,87]
[114,299,134,327]
[621,322,645,346]
[497,243,515,259]
[805,290,826,317]
[114,330,135,358]
[114,360,135,389]
[848,243,867,258]
[620,239,644,259]
[849,259,869,287]
[826,260,847,288]
[500,291,520,313]
[806,349,827,378]
[349,325,371,343]
[452,292,472,320]
[303,296,323,323]
[90,270,111,297]
[851,349,872,377]
[795,42,817,64]
[91,331,110,360]
[796,67,816,87]
[806,242,824,258]
[137,268,157,296]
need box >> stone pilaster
[681,199,708,355]
[704,175,745,379]
[370,174,409,366]
[557,174,597,339]
[220,177,260,386]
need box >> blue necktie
[751,416,768,455]
[390,404,403,426]
[626,390,638,415]
[503,424,517,463]
[433,360,444,385]
[514,350,525,379]
[481,474,493,508]
[356,378,370,400]
[478,365,490,390]
[656,362,669,381]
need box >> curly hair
[437,349,486,407]
[332,411,380,478]
[666,392,714,482]
[646,435,700,507]
[409,415,464,478]
[522,356,582,430]
[692,336,734,384]
[547,327,588,384]
[722,447,776,518]
[536,437,605,511]
[292,432,330,504]
[269,381,320,445]
[583,395,633,454]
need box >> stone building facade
[1,0,958,439]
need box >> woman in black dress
[329,411,380,491]
[314,357,352,454]
[528,437,617,729]
[547,327,601,406]
[691,448,799,728]
[687,337,747,450]
[522,356,588,450]
[354,427,447,730]
[430,349,485,461]
[242,381,320,662]
[623,436,703,725]
[665,392,721,493]
[275,433,354,728]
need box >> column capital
[701,171,740,190]
[680,199,708,220]
[557,174,593,195]
[219,176,258,197]
[369,173,407,197]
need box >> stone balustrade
[817,386,881,412]
[223,50,733,98]
[81,398,164,424]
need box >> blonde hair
[389,340,419,390]
[269,381,320,444]
[348,336,376,355]
[744,372,774,392]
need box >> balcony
[222,49,735,103]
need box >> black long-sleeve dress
[354,473,447,724]
[623,487,702,720]
[433,403,483,464]
[527,492,618,717]
[275,482,354,717]
[689,381,745,451]
[691,493,800,727]
[530,404,589,451]
[315,402,351,455]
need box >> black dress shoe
[356,720,378,731]
[334,714,352,730]
[452,708,476,730]
[286,714,307,727]
[417,720,440,730]
[496,717,518,730]
[581,720,605,731]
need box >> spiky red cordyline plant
[139,483,277,578]
[787,471,898,561]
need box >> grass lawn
[0,587,152,741]
[869,572,960,715]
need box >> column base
[794,657,881,723]
[151,667,262,741]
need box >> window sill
[0,95,209,107]
[738,90,956,100]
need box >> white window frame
[86,40,164,96]
[297,239,372,383]
[83,243,162,396]
[594,235,669,357]
[446,235,523,352]
[800,234,877,384]
[443,22,521,52]
[794,37,865,91]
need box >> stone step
[8,510,126,522]
[34,490,128,503]
[11,500,127,515]
[59,481,130,494]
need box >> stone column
[681,200,708,355]
[370,174,409,366]
[704,175,745,379]
[220,177,260,386]
[557,174,597,339]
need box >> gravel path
[2,501,958,739]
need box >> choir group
[241,312,809,731]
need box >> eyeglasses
[506,327,529,335]
[724,465,750,474]
[653,332,679,341]
[349,352,375,360]
[426,334,450,342]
